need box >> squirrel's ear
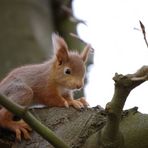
[52,33,69,64]
[81,44,91,63]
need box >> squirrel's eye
[64,68,71,75]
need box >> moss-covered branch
[99,70,148,148]
[0,94,69,148]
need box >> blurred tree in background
[0,0,52,79]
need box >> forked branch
[99,66,148,148]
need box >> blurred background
[73,0,148,113]
[0,0,148,113]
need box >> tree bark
[2,98,148,148]
[12,107,105,148]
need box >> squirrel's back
[0,61,52,87]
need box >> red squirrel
[0,33,91,141]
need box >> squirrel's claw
[64,101,69,108]
[8,119,32,141]
[67,98,89,109]
[77,97,89,107]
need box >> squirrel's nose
[76,84,83,89]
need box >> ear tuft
[81,44,91,63]
[52,33,69,64]
[52,33,68,52]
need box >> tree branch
[139,20,148,48]
[0,94,69,148]
[99,68,148,148]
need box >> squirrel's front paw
[8,119,32,141]
[70,100,84,109]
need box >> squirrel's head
[51,33,91,90]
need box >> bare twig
[139,20,148,48]
[69,33,94,52]
[69,17,87,25]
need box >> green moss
[120,111,148,148]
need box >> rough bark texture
[1,105,148,148]
[0,106,105,147]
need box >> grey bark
[12,107,106,148]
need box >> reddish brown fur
[0,33,90,141]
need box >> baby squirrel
[0,33,91,141]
